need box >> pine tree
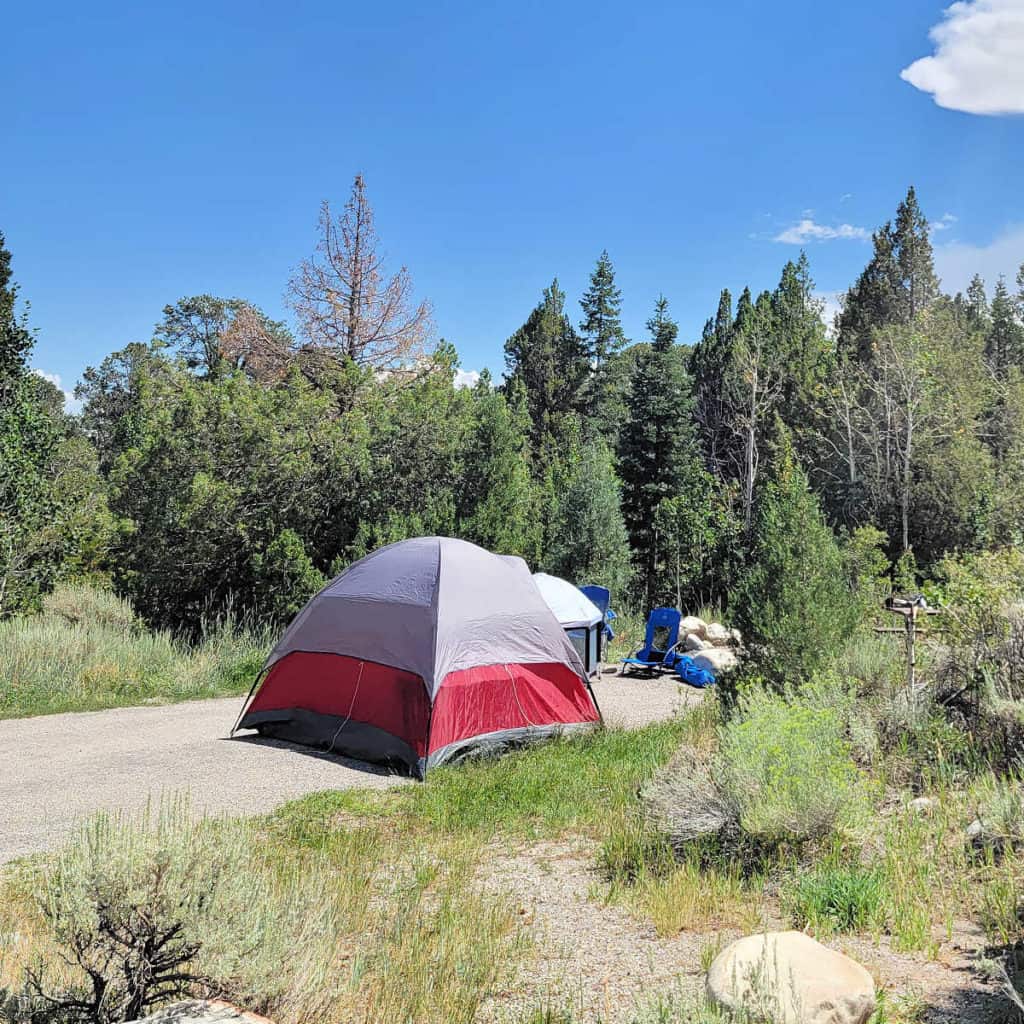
[988,277,1024,379]
[966,274,989,331]
[460,373,542,560]
[838,186,939,361]
[504,278,589,454]
[579,250,625,367]
[732,423,859,690]
[690,288,735,477]
[618,296,700,603]
[893,186,940,323]
[544,438,632,597]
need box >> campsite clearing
[0,672,693,863]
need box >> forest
[4,176,1024,683]
[8,179,1024,1023]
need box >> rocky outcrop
[706,931,875,1024]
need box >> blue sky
[4,0,1023,406]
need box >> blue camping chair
[675,655,716,689]
[580,584,616,640]
[621,607,683,675]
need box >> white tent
[533,573,602,628]
[532,573,603,675]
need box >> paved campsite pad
[0,673,695,862]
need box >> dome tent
[233,537,602,776]
[532,573,604,676]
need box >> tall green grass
[0,585,269,718]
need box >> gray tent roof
[264,537,586,697]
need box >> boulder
[705,622,732,647]
[730,627,743,646]
[684,633,709,652]
[681,615,707,639]
[908,796,935,814]
[692,648,739,676]
[706,931,875,1024]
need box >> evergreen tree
[966,274,989,331]
[0,233,63,615]
[987,277,1023,380]
[732,424,860,690]
[838,186,939,361]
[579,250,625,367]
[460,373,542,561]
[690,288,735,477]
[544,438,632,597]
[578,250,629,434]
[892,186,940,323]
[504,279,589,453]
[618,296,700,603]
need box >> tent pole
[229,669,267,737]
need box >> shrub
[717,685,871,846]
[783,862,885,935]
[729,426,862,694]
[41,585,141,633]
[0,585,269,718]
[23,800,259,1023]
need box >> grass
[271,718,688,842]
[0,584,269,719]
[0,798,526,1024]
[783,860,886,936]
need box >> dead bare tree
[288,175,433,371]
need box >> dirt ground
[476,839,1005,1023]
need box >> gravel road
[0,672,697,863]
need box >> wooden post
[905,608,916,692]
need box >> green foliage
[618,297,702,603]
[652,474,741,611]
[543,437,632,596]
[732,426,860,689]
[249,529,326,624]
[0,233,78,618]
[717,684,871,845]
[0,584,268,719]
[839,185,939,362]
[504,278,589,453]
[784,861,886,934]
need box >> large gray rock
[706,931,875,1024]
[692,647,739,676]
[705,622,732,647]
[684,633,709,651]
[681,615,707,639]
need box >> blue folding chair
[621,608,683,675]
[580,584,616,640]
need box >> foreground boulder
[706,931,875,1024]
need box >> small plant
[717,685,871,846]
[784,862,885,935]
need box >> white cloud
[31,369,82,414]
[901,0,1024,115]
[931,212,958,232]
[934,222,1024,294]
[774,219,870,244]
[453,368,481,389]
[840,193,854,203]
[815,291,845,334]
